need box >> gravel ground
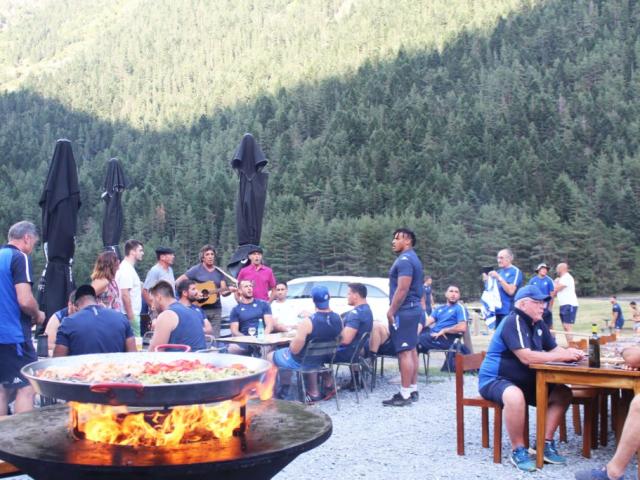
[274,370,638,480]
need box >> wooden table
[531,362,640,471]
[216,334,292,358]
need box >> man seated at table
[417,285,468,354]
[176,279,213,336]
[478,285,584,472]
[269,285,342,402]
[271,282,303,332]
[54,285,137,356]
[148,281,207,352]
[228,280,274,355]
[574,346,640,480]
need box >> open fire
[69,366,277,448]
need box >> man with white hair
[479,285,584,472]
[485,248,523,327]
[555,262,579,341]
[0,221,45,416]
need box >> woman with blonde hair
[90,251,122,310]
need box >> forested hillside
[1,0,639,298]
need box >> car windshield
[287,282,308,298]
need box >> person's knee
[550,384,572,407]
[502,385,525,408]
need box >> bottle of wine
[588,323,600,368]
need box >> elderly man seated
[54,285,137,356]
[417,285,467,354]
[479,285,584,472]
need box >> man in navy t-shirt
[527,263,555,329]
[383,228,424,407]
[54,285,137,356]
[485,248,523,327]
[610,296,625,332]
[228,280,273,355]
[335,283,373,363]
[478,285,584,472]
[0,221,45,417]
[417,285,468,353]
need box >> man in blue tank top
[270,285,342,402]
[383,228,424,407]
[148,281,207,352]
[175,279,213,336]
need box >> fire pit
[0,400,331,479]
[0,352,332,479]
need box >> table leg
[536,371,548,469]
[634,382,640,479]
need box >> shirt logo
[401,342,409,347]
[537,329,542,336]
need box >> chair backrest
[301,337,339,366]
[455,352,486,401]
[348,332,371,363]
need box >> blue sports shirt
[495,265,523,315]
[230,300,272,335]
[430,303,469,334]
[0,245,33,344]
[389,249,424,307]
[613,303,624,323]
[337,303,373,356]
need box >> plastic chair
[334,332,371,403]
[278,337,340,410]
[421,335,463,384]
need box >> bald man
[485,248,523,327]
[554,263,579,342]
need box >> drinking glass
[248,327,257,337]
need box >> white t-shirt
[556,273,579,307]
[270,300,301,328]
[115,259,142,315]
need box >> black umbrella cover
[231,133,269,246]
[37,139,81,329]
[101,157,127,259]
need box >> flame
[68,367,278,447]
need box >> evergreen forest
[1,0,640,299]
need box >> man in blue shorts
[417,285,468,353]
[478,285,584,472]
[383,228,424,407]
[54,285,137,356]
[228,279,273,355]
[270,285,342,401]
[485,248,523,327]
[555,262,579,341]
[0,221,45,417]
[528,263,555,329]
[610,296,625,332]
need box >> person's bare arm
[148,311,178,351]
[52,344,69,357]
[45,315,61,349]
[264,314,274,334]
[387,276,411,324]
[175,273,188,285]
[219,279,231,297]
[15,283,44,325]
[230,322,241,337]
[622,347,640,369]
[513,346,583,365]
[289,318,312,355]
[120,288,134,321]
[432,320,467,339]
[141,288,152,308]
[91,278,109,297]
[124,337,138,352]
[203,318,213,335]
[340,326,358,346]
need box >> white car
[286,275,390,322]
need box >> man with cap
[237,246,276,302]
[54,285,137,357]
[478,285,584,472]
[269,285,342,401]
[528,263,556,329]
[142,246,175,308]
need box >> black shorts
[559,305,578,324]
[0,342,37,388]
[375,338,396,357]
[479,377,556,407]
[390,305,421,353]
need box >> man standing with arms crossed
[486,248,523,327]
[555,262,579,341]
[116,239,144,336]
[383,228,424,407]
[0,221,45,417]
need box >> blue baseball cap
[514,285,551,303]
[311,285,330,309]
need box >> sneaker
[382,392,412,407]
[510,446,536,472]
[410,391,419,402]
[543,440,566,465]
[574,466,622,480]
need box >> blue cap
[514,285,551,303]
[311,285,330,308]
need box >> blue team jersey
[496,265,523,315]
[230,300,272,335]
[338,303,373,355]
[389,249,424,307]
[613,303,624,323]
[0,245,34,344]
[479,309,556,390]
[430,303,469,334]
[527,275,554,304]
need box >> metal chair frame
[421,334,463,384]
[334,332,371,403]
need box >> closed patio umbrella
[101,157,127,260]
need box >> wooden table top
[531,361,640,377]
[216,333,293,346]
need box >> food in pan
[35,359,252,385]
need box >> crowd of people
[1,220,640,479]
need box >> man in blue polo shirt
[0,221,45,417]
[478,285,584,472]
[610,296,625,332]
[383,228,424,407]
[228,279,273,355]
[417,285,468,353]
[54,285,137,356]
[528,263,555,329]
[485,248,523,327]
